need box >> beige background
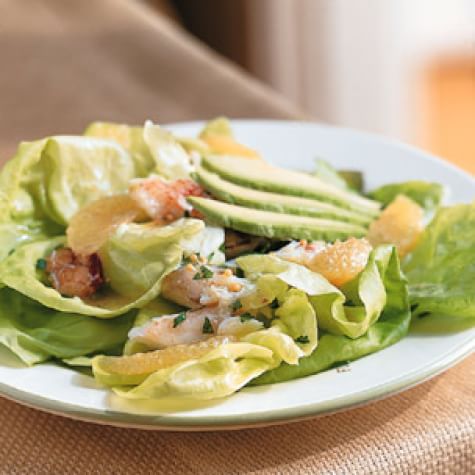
[0,1,473,473]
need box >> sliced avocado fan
[195,166,372,226]
[202,155,380,217]
[188,197,367,242]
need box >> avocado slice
[202,155,380,217]
[195,166,372,226]
[188,197,367,241]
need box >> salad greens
[252,246,410,384]
[0,287,135,365]
[370,181,445,214]
[0,117,472,405]
[403,203,475,331]
[0,220,203,317]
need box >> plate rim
[1,119,474,430]
[0,337,472,431]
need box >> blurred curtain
[0,0,303,162]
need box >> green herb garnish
[208,251,215,261]
[295,335,310,344]
[201,265,213,278]
[36,258,47,270]
[173,312,186,328]
[219,243,225,253]
[193,265,214,280]
[202,317,214,334]
[270,299,279,309]
[231,300,242,311]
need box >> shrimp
[274,238,372,287]
[161,263,254,309]
[128,306,262,350]
[128,176,206,224]
[128,307,227,349]
[46,247,104,298]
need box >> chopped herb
[193,265,214,280]
[231,300,242,311]
[239,313,254,322]
[235,267,245,278]
[36,258,47,270]
[202,317,214,334]
[173,312,186,328]
[201,265,213,278]
[219,243,226,253]
[270,299,279,309]
[410,303,419,312]
[418,311,431,319]
[295,335,310,344]
[208,251,215,261]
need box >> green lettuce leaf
[83,121,155,177]
[370,181,445,214]
[94,342,275,400]
[312,159,364,193]
[85,121,203,176]
[403,203,475,330]
[0,220,203,317]
[142,121,193,179]
[199,117,233,138]
[252,246,410,384]
[0,136,136,227]
[313,159,351,190]
[0,287,135,365]
[238,248,396,340]
[99,219,203,298]
[236,259,319,355]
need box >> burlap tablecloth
[0,1,473,473]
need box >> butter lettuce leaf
[85,121,194,179]
[370,181,445,214]
[313,159,351,190]
[94,342,275,400]
[143,121,193,179]
[0,136,136,227]
[99,219,204,298]
[253,246,410,384]
[0,287,134,365]
[0,220,203,317]
[83,121,155,177]
[403,203,475,330]
[238,248,396,339]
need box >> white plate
[0,120,474,430]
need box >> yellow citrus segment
[202,134,260,159]
[95,336,235,377]
[367,195,424,257]
[308,237,373,287]
[66,195,146,255]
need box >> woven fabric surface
[0,356,473,474]
[0,1,473,474]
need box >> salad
[0,118,473,403]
